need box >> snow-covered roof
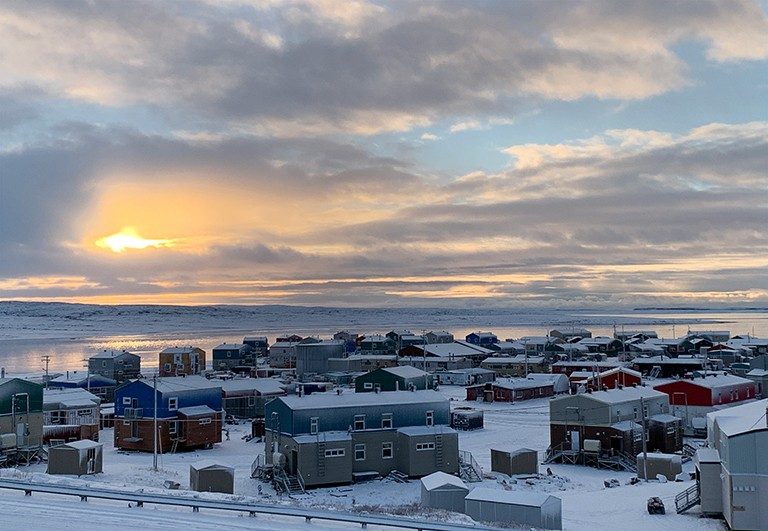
[482,355,546,364]
[577,336,617,346]
[48,372,116,386]
[413,341,493,358]
[708,398,768,437]
[243,336,267,342]
[490,378,553,391]
[695,447,721,464]
[151,376,222,393]
[582,386,666,404]
[552,361,624,368]
[213,343,245,351]
[464,488,557,507]
[636,452,681,463]
[611,420,643,431]
[525,373,568,383]
[271,341,299,348]
[90,349,135,359]
[420,471,468,491]
[658,373,754,390]
[279,390,446,410]
[190,460,233,471]
[650,414,680,423]
[61,439,102,450]
[177,405,218,416]
[381,365,427,379]
[632,356,705,365]
[44,388,100,408]
[747,369,768,377]
[160,347,203,354]
[444,368,495,375]
[294,431,351,444]
[397,426,457,436]
[219,378,285,395]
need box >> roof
[190,460,233,471]
[219,378,285,395]
[212,343,246,351]
[60,439,102,450]
[421,471,468,491]
[695,447,721,464]
[481,355,546,364]
[149,376,222,393]
[48,372,116,386]
[464,488,557,507]
[657,374,754,390]
[90,349,136,359]
[160,347,203,354]
[177,405,218,416]
[579,386,667,404]
[278,390,447,411]
[44,388,100,408]
[468,332,496,338]
[412,341,493,358]
[552,361,624,368]
[271,341,299,348]
[491,378,553,391]
[294,431,351,444]
[611,420,643,431]
[747,369,768,377]
[444,368,495,375]
[397,426,457,436]
[381,365,427,379]
[708,398,768,437]
[243,336,267,342]
[650,414,680,423]
[632,356,705,365]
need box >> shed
[491,448,538,476]
[420,471,469,513]
[465,488,562,530]
[47,439,103,476]
[189,461,234,493]
[451,407,483,431]
[636,452,682,480]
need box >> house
[295,339,346,378]
[614,330,658,341]
[479,355,548,376]
[631,355,709,378]
[212,343,253,371]
[43,388,101,444]
[549,328,592,341]
[88,350,141,383]
[745,369,768,397]
[263,390,459,488]
[491,448,538,475]
[687,330,731,343]
[0,378,44,458]
[355,366,433,392]
[464,489,562,530]
[159,347,206,377]
[386,330,424,350]
[333,331,359,353]
[548,386,674,463]
[653,373,757,429]
[550,360,625,377]
[436,368,495,386]
[574,337,624,357]
[242,336,269,357]
[525,373,570,395]
[326,354,399,373]
[400,341,493,369]
[276,334,303,343]
[568,367,642,392]
[358,334,397,355]
[47,371,117,402]
[682,399,768,529]
[466,378,554,403]
[268,341,299,368]
[487,341,526,355]
[424,331,454,344]
[420,472,469,513]
[47,439,103,476]
[519,336,564,354]
[220,378,286,419]
[465,332,498,346]
[114,376,223,452]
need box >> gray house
[295,339,345,378]
[88,350,141,383]
[263,390,459,488]
[268,341,299,368]
[212,343,253,371]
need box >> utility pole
[153,374,158,471]
[41,355,51,388]
[82,358,91,392]
[640,396,648,481]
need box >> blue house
[465,332,498,346]
[47,371,118,402]
[114,376,223,452]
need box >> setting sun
[95,227,175,253]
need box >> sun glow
[95,227,175,253]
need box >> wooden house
[159,347,206,377]
[568,367,642,392]
[88,350,141,383]
[47,372,117,402]
[43,388,101,444]
[479,355,548,376]
[212,343,253,371]
[242,336,269,357]
[466,378,554,403]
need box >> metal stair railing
[675,483,700,514]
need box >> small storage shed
[47,439,103,476]
[420,471,469,513]
[465,488,562,530]
[648,413,683,453]
[189,461,235,494]
[491,448,538,476]
[451,407,484,431]
[636,452,682,480]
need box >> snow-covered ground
[0,385,727,530]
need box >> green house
[355,366,434,393]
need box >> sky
[0,0,767,308]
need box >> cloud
[419,132,439,141]
[449,120,483,133]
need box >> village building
[47,439,103,476]
[525,373,570,395]
[479,355,548,376]
[487,340,526,355]
[465,489,562,530]
[465,332,498,346]
[355,366,433,392]
[189,461,235,494]
[573,336,624,357]
[519,336,564,355]
[114,376,223,453]
[568,367,642,392]
[745,369,768,397]
[436,368,495,386]
[43,388,100,444]
[420,471,469,513]
[242,336,269,357]
[47,371,117,402]
[630,355,709,378]
[679,399,767,529]
[295,339,346,378]
[549,328,592,341]
[0,378,44,461]
[358,334,397,355]
[550,360,625,377]
[326,354,398,373]
[466,378,554,403]
[653,373,757,429]
[491,447,539,475]
[332,331,359,353]
[212,343,253,371]
[268,341,299,368]
[159,347,206,377]
[424,331,454,344]
[614,330,658,342]
[546,386,676,469]
[88,350,141,383]
[687,330,731,343]
[399,341,493,369]
[276,334,303,343]
[219,378,286,419]
[262,390,459,488]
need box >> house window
[164,363,171,372]
[354,444,366,461]
[381,413,393,429]
[310,417,319,435]
[426,411,434,427]
[382,442,393,459]
[168,397,178,411]
[354,415,366,430]
[77,409,91,417]
[633,407,638,420]
[416,442,435,451]
[123,421,130,426]
[248,396,256,407]
[102,361,107,368]
[122,397,132,405]
[363,382,373,390]
[199,418,212,425]
[324,448,345,458]
[169,421,178,435]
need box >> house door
[288,449,298,475]
[570,430,580,451]
[610,436,623,454]
[16,423,27,446]
[86,448,96,474]
[131,421,140,439]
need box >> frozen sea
[0,301,765,374]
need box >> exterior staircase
[675,483,701,514]
[458,450,483,482]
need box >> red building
[466,379,554,403]
[654,373,757,407]
[569,367,642,392]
